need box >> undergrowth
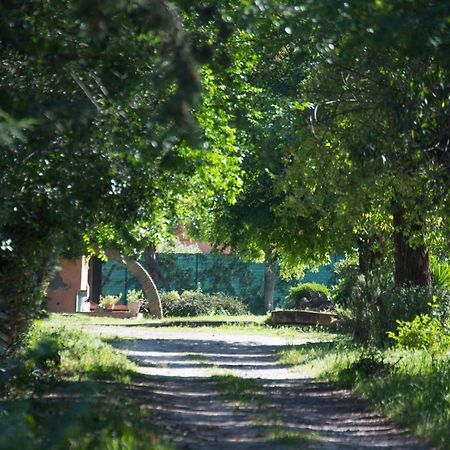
[278,338,450,449]
[0,322,171,449]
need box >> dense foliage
[145,290,248,317]
[284,282,331,309]
[0,1,242,351]
[196,0,449,300]
[1,1,449,349]
[332,255,450,344]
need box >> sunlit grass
[44,313,339,342]
[212,374,266,407]
[1,321,170,449]
[32,321,136,382]
[278,336,360,379]
[45,312,264,326]
[277,336,450,449]
[266,428,322,447]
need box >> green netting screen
[101,254,342,314]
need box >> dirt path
[86,326,433,450]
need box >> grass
[44,312,338,342]
[0,321,171,450]
[212,374,266,407]
[30,322,136,382]
[266,428,322,447]
[277,336,450,449]
[45,312,265,326]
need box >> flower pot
[127,301,141,315]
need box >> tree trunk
[264,257,276,312]
[143,243,169,290]
[0,241,55,355]
[88,256,102,304]
[106,249,163,318]
[392,202,431,289]
[357,234,383,274]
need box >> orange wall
[46,258,88,312]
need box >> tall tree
[0,0,241,352]
[281,0,450,287]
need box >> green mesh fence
[101,254,342,314]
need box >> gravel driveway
[85,325,434,450]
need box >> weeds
[0,322,169,449]
[278,336,450,449]
[212,374,266,407]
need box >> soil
[85,325,434,450]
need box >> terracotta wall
[46,257,89,312]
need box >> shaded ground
[86,326,434,450]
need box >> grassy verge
[0,322,172,450]
[46,312,338,342]
[45,313,265,326]
[278,338,450,449]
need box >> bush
[388,313,450,353]
[153,290,248,317]
[331,255,360,307]
[431,260,450,289]
[332,262,435,344]
[284,282,331,309]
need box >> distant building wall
[46,257,89,312]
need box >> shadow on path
[101,330,433,450]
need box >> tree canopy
[196,0,449,286]
[1,0,449,349]
[0,0,242,351]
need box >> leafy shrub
[126,289,145,303]
[387,294,450,353]
[332,266,433,344]
[99,294,121,309]
[431,260,450,289]
[331,255,359,307]
[388,313,450,353]
[284,283,330,309]
[154,290,248,317]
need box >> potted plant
[126,289,144,315]
[99,294,121,310]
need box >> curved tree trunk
[107,250,163,318]
[143,243,169,290]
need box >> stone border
[271,309,337,326]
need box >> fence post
[124,267,128,303]
[195,254,199,289]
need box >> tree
[280,0,450,287]
[0,0,241,352]
[196,0,449,295]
